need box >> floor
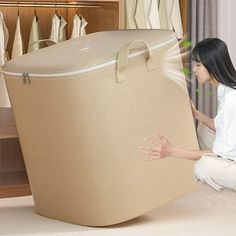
[0,184,236,236]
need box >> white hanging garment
[59,16,67,42]
[71,14,81,39]
[143,0,152,29]
[149,0,161,29]
[134,0,146,29]
[12,16,24,59]
[50,14,67,43]
[28,15,42,53]
[165,0,183,38]
[0,12,8,66]
[0,11,10,107]
[159,0,169,29]
[71,14,88,39]
[49,14,61,43]
[125,0,137,29]
[171,0,183,38]
[80,16,88,36]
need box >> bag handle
[28,39,57,52]
[116,40,155,83]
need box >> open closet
[0,0,188,198]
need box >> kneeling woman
[143,38,236,192]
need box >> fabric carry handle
[116,40,155,83]
[28,39,57,52]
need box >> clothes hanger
[75,6,82,19]
[17,2,20,17]
[34,2,38,21]
[54,3,61,19]
[54,3,58,16]
[75,6,79,16]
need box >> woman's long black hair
[192,38,236,89]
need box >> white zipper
[3,36,177,79]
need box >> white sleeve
[212,89,236,159]
[224,92,236,155]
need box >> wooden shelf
[0,171,31,198]
[0,184,31,198]
[75,0,119,2]
[7,0,119,2]
[0,126,18,139]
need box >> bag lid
[3,30,177,76]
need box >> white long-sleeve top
[213,83,236,160]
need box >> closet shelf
[0,184,31,198]
[0,126,18,139]
[0,1,119,8]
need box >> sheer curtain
[189,0,218,118]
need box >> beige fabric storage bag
[3,30,199,227]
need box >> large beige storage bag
[3,30,199,226]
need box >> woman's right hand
[190,100,215,130]
[190,100,199,119]
[141,135,173,160]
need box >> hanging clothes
[0,12,8,66]
[71,14,80,39]
[125,0,162,30]
[49,14,60,43]
[125,0,137,29]
[165,0,184,38]
[134,0,146,29]
[171,0,183,38]
[12,15,24,59]
[149,0,161,29]
[158,0,169,29]
[59,16,67,41]
[49,14,67,43]
[80,16,88,36]
[28,15,42,53]
[143,0,152,29]
[0,11,10,107]
[71,14,88,39]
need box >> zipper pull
[23,72,31,84]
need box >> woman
[142,38,236,192]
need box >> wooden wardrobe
[0,0,188,198]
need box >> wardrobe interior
[0,0,188,198]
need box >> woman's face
[193,61,212,84]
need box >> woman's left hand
[141,135,173,160]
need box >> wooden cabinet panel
[0,108,30,198]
